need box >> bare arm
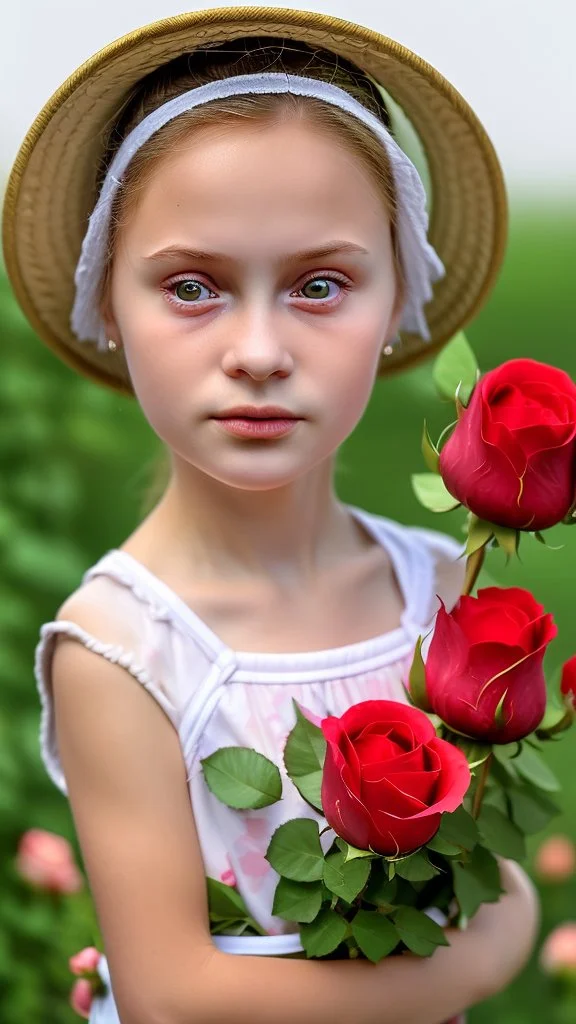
[51,610,538,1024]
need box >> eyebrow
[143,240,370,263]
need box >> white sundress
[34,504,465,1024]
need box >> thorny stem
[471,753,493,819]
[463,545,486,597]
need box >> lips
[214,406,300,420]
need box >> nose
[221,307,294,381]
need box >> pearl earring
[382,334,401,356]
[107,339,118,353]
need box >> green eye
[175,280,204,302]
[301,278,331,299]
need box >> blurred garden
[0,204,575,1021]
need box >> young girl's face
[104,118,403,492]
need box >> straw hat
[2,5,507,396]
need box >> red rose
[439,358,576,530]
[560,655,576,709]
[425,587,556,743]
[321,701,470,857]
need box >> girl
[3,8,538,1024]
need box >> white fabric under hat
[71,72,445,350]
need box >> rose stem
[471,753,493,819]
[462,545,486,597]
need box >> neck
[136,453,359,586]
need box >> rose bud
[561,655,576,709]
[540,923,576,979]
[69,946,102,976]
[534,835,576,882]
[15,829,84,894]
[321,700,470,857]
[439,358,576,531]
[425,586,556,743]
[69,978,94,1019]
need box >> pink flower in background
[540,923,576,977]
[69,978,94,1019]
[69,947,102,976]
[68,945,104,1017]
[534,835,576,882]
[16,829,84,894]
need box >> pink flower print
[243,816,268,841]
[238,850,270,880]
[220,868,237,887]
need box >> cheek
[322,329,382,430]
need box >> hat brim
[2,5,507,395]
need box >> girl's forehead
[119,120,390,252]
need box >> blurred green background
[0,204,574,1021]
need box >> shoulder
[403,523,465,612]
[36,563,217,794]
[357,508,465,614]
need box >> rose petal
[364,768,440,805]
[339,701,435,745]
[361,745,427,777]
[361,774,428,816]
[369,809,443,856]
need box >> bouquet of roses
[201,336,575,968]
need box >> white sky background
[1,0,575,200]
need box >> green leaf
[206,879,265,935]
[452,846,503,918]
[532,529,564,549]
[436,807,480,851]
[207,878,251,920]
[300,907,348,957]
[513,745,561,793]
[536,692,575,737]
[426,834,462,857]
[340,842,377,863]
[350,910,399,962]
[491,742,522,783]
[411,473,461,513]
[421,420,440,473]
[266,819,325,882]
[201,747,282,809]
[271,877,323,923]
[408,635,432,711]
[322,852,371,903]
[452,737,493,771]
[363,865,398,908]
[477,805,526,860]
[465,516,495,557]
[393,907,451,957]
[284,702,326,812]
[432,331,479,405]
[394,851,440,882]
[507,785,562,834]
[492,524,520,559]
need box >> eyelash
[161,271,353,311]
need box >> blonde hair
[99,36,404,305]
